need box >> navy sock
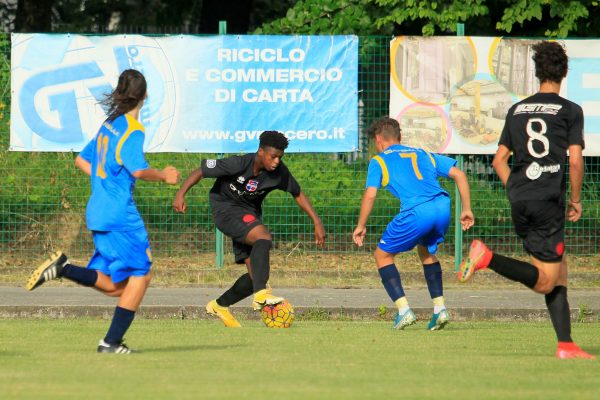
[217,273,254,307]
[378,264,405,302]
[423,262,443,299]
[60,263,98,287]
[545,286,573,343]
[488,254,539,289]
[104,306,136,345]
[250,239,272,292]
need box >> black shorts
[510,200,565,262]
[212,205,262,264]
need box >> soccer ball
[261,300,295,328]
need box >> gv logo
[19,62,111,143]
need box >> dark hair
[101,69,147,121]
[259,130,289,151]
[532,41,568,84]
[367,117,401,141]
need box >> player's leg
[377,212,422,330]
[206,249,252,327]
[538,256,595,359]
[459,201,542,287]
[417,246,448,331]
[245,224,284,309]
[97,229,152,354]
[418,196,451,330]
[213,207,282,309]
[374,247,415,330]
[26,251,98,291]
[97,273,151,354]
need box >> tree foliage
[257,0,600,38]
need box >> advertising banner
[10,34,358,153]
[390,37,600,155]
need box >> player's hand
[314,223,326,245]
[352,225,366,247]
[460,210,474,231]
[173,192,187,213]
[567,199,582,222]
[163,166,180,185]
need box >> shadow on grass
[141,343,247,353]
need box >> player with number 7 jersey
[352,117,474,331]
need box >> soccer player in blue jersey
[353,117,474,330]
[26,69,180,354]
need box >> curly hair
[367,117,401,141]
[259,131,289,151]
[532,41,568,84]
[101,69,147,121]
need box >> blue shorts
[87,228,152,283]
[378,195,451,255]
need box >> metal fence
[1,33,598,272]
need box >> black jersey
[499,92,585,203]
[200,153,301,214]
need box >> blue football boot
[427,309,449,331]
[392,308,416,330]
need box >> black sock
[423,262,443,299]
[545,285,573,343]
[104,306,135,345]
[60,263,98,287]
[488,254,539,289]
[216,273,254,307]
[378,264,405,302]
[250,239,272,292]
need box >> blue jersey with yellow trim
[365,144,456,211]
[79,114,149,231]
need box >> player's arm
[119,129,180,185]
[448,167,474,231]
[173,168,204,213]
[567,144,584,222]
[293,191,325,245]
[75,155,91,176]
[491,144,512,186]
[353,187,378,247]
[133,167,179,184]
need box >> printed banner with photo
[390,36,600,156]
[10,34,358,153]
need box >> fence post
[215,20,227,268]
[454,23,465,271]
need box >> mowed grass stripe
[1,319,598,400]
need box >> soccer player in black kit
[458,41,594,359]
[173,131,325,327]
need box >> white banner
[390,36,600,155]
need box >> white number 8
[526,118,549,158]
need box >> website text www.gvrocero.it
[182,128,347,142]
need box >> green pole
[454,23,465,271]
[215,20,227,268]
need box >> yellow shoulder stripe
[373,155,389,187]
[425,151,436,167]
[116,115,146,165]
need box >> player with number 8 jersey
[458,41,594,359]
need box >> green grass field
[1,319,598,399]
